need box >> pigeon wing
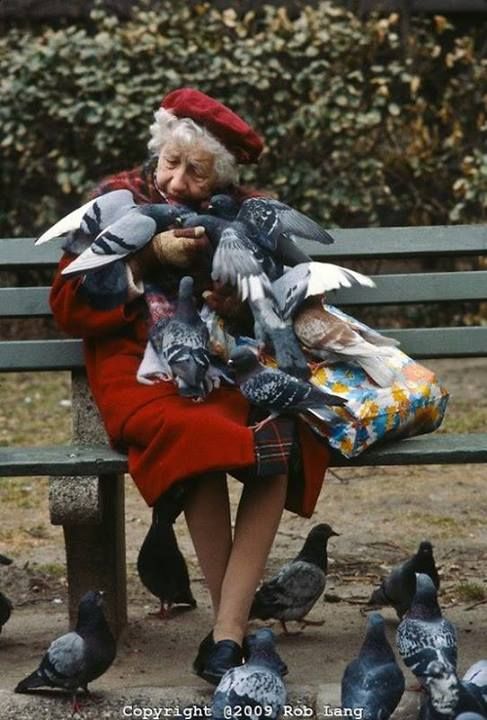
[40,631,87,689]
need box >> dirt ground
[0,358,486,717]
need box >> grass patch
[453,582,486,603]
[442,407,487,433]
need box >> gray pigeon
[15,590,116,712]
[419,659,487,720]
[61,201,189,276]
[341,612,405,720]
[149,276,212,401]
[396,573,457,681]
[293,300,400,388]
[212,628,287,720]
[137,492,196,618]
[271,261,375,321]
[250,523,339,633]
[228,345,347,431]
[35,189,136,245]
[368,540,440,619]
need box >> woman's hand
[128,226,209,281]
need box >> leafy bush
[1,1,486,237]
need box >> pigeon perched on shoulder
[35,189,136,245]
[149,276,212,401]
[368,540,440,619]
[137,490,196,619]
[61,201,189,276]
[341,612,405,720]
[419,659,487,720]
[396,573,457,681]
[212,628,287,720]
[293,300,400,388]
[271,261,375,321]
[228,346,347,431]
[15,590,116,712]
[250,523,339,633]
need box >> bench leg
[62,473,127,638]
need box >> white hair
[148,107,239,187]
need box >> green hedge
[1,1,486,237]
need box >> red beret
[161,87,263,164]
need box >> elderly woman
[50,88,330,683]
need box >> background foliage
[1,0,486,237]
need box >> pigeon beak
[330,530,340,537]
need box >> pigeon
[341,612,405,720]
[228,345,347,431]
[419,659,487,720]
[0,553,12,565]
[0,591,12,634]
[35,189,137,245]
[396,573,457,681]
[250,523,339,633]
[293,300,400,387]
[15,590,116,712]
[137,492,197,618]
[61,201,189,276]
[148,275,212,400]
[368,540,440,619]
[271,261,376,321]
[212,628,287,720]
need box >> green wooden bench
[1,227,486,636]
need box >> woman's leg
[213,473,288,645]
[183,471,232,614]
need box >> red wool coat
[49,167,330,516]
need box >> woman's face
[155,140,219,206]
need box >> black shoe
[199,639,243,685]
[192,631,214,675]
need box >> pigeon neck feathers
[360,614,397,664]
[408,574,443,620]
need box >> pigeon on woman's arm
[15,590,116,713]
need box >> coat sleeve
[50,253,144,338]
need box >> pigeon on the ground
[15,590,116,712]
[271,261,375,321]
[137,491,196,619]
[0,591,12,633]
[149,275,212,400]
[228,345,347,431]
[212,628,287,720]
[368,540,440,619]
[35,189,137,245]
[250,523,339,633]
[419,659,487,720]
[293,300,400,387]
[0,554,12,565]
[341,612,405,720]
[396,573,457,681]
[61,201,189,276]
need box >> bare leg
[184,472,232,614]
[213,473,287,645]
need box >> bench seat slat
[1,226,486,268]
[0,433,485,476]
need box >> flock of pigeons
[36,189,400,414]
[2,529,486,720]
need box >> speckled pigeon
[250,523,339,633]
[368,540,440,619]
[419,659,487,720]
[15,590,116,712]
[149,275,212,401]
[396,573,457,681]
[293,300,400,387]
[271,261,375,321]
[228,346,346,430]
[341,612,405,720]
[137,488,196,618]
[35,189,137,245]
[60,201,189,276]
[212,628,287,720]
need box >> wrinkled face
[155,140,219,206]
